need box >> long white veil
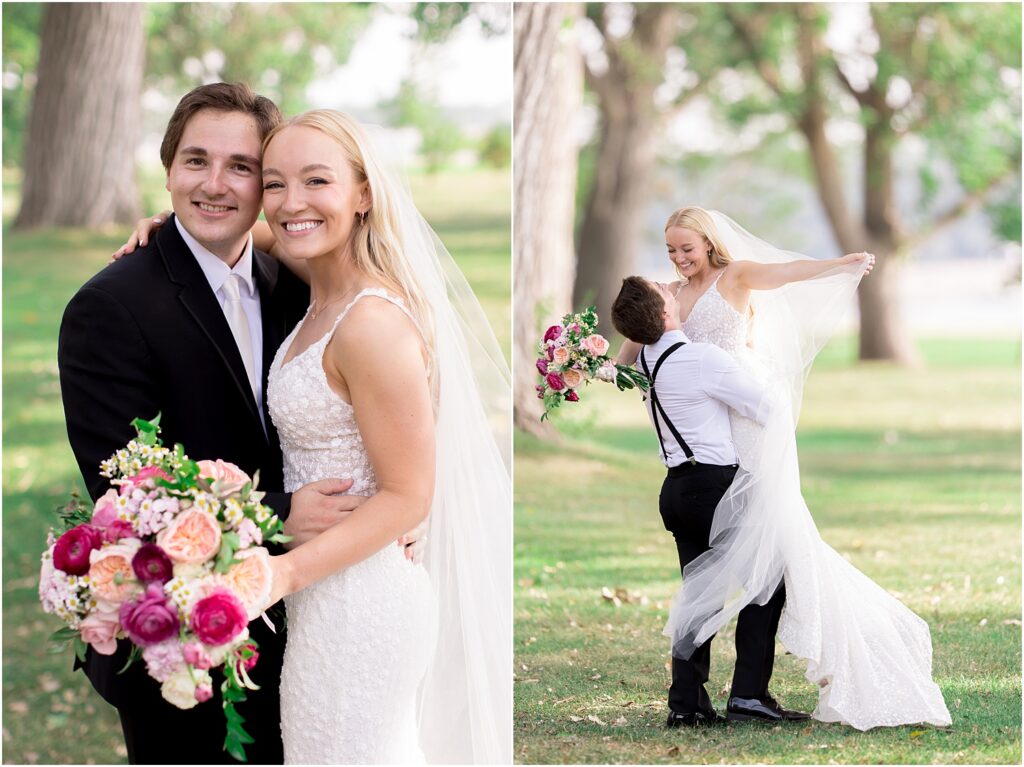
[664,211,869,660]
[663,213,950,730]
[366,128,511,762]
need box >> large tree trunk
[14,3,143,229]
[574,4,679,325]
[858,123,919,363]
[513,3,583,436]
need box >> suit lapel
[156,216,266,440]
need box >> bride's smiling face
[260,125,370,261]
[666,226,711,280]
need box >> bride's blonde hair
[665,206,732,280]
[262,109,436,373]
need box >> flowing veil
[366,129,512,761]
[663,212,949,729]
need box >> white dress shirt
[175,218,266,430]
[639,329,772,468]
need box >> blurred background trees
[513,1,1021,428]
[3,2,510,228]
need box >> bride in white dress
[258,110,510,763]
[619,207,951,730]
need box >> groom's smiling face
[165,108,264,264]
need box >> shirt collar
[174,216,255,297]
[651,328,690,350]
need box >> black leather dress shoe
[726,695,810,722]
[666,708,724,728]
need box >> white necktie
[222,273,258,400]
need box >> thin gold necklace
[310,289,356,320]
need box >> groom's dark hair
[160,82,282,170]
[611,276,665,345]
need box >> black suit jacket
[57,215,308,757]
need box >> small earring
[358,210,368,226]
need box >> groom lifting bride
[611,276,809,727]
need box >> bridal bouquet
[39,415,286,762]
[536,306,648,419]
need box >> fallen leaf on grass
[1003,619,1022,626]
[8,702,28,715]
[667,746,680,756]
[590,674,601,680]
[38,674,60,693]
[586,715,607,726]
[601,586,622,608]
[613,716,627,726]
[569,715,583,722]
[910,730,927,739]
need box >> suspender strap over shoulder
[640,343,697,465]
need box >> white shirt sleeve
[699,346,773,425]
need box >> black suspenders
[640,343,697,466]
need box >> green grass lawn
[1,166,509,764]
[515,339,1021,764]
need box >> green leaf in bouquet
[215,533,240,574]
[117,644,142,674]
[73,636,89,663]
[251,469,261,490]
[239,481,252,501]
[56,492,93,531]
[267,532,293,544]
[130,414,162,446]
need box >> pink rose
[157,508,222,565]
[543,325,564,343]
[183,641,214,670]
[90,489,121,529]
[120,583,180,646]
[552,347,570,366]
[89,540,143,604]
[196,459,251,494]
[104,519,135,543]
[581,334,610,356]
[53,524,104,575]
[221,548,273,620]
[596,361,618,383]
[545,373,566,392]
[567,322,581,334]
[562,368,585,389]
[79,609,121,655]
[191,589,248,646]
[565,390,580,402]
[120,466,173,494]
[195,681,213,703]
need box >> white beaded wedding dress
[269,289,436,764]
[666,216,951,730]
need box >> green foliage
[478,124,511,168]
[1,4,42,168]
[144,3,371,117]
[384,80,463,173]
[409,2,509,42]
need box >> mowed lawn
[1,167,510,764]
[515,337,1021,764]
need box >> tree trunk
[574,4,680,326]
[513,3,584,436]
[14,3,143,229]
[858,123,919,363]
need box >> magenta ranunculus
[535,384,545,399]
[104,519,135,543]
[119,583,180,646]
[545,373,566,392]
[543,324,564,343]
[565,390,580,402]
[536,358,548,375]
[53,525,104,575]
[191,589,247,647]
[132,544,174,584]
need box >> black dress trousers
[658,463,786,715]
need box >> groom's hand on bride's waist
[283,478,367,549]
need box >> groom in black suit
[611,277,809,727]
[58,83,361,763]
